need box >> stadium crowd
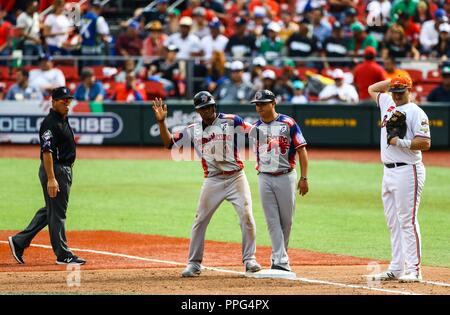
[0,0,449,103]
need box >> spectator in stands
[276,68,295,102]
[383,56,411,80]
[165,8,181,35]
[113,72,146,102]
[43,0,72,56]
[116,21,143,57]
[259,21,284,65]
[412,1,432,24]
[247,6,268,42]
[250,56,267,91]
[347,22,379,57]
[432,23,450,60]
[321,21,348,68]
[29,54,66,95]
[74,68,106,102]
[5,68,43,101]
[216,60,253,103]
[143,0,168,25]
[200,18,229,61]
[353,46,387,101]
[420,8,448,54]
[165,16,203,59]
[116,58,143,83]
[79,0,111,65]
[248,0,280,19]
[260,69,284,103]
[143,20,167,59]
[290,80,308,104]
[0,5,12,64]
[286,18,321,59]
[366,0,391,42]
[310,7,332,44]
[181,0,216,21]
[318,68,359,104]
[381,24,420,59]
[342,7,358,38]
[204,51,227,95]
[148,45,184,96]
[328,0,357,23]
[396,12,421,47]
[278,10,297,42]
[225,17,257,58]
[16,0,43,63]
[427,64,450,102]
[391,0,419,23]
[191,7,211,39]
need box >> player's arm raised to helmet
[368,80,390,102]
[152,97,172,149]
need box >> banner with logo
[0,101,124,144]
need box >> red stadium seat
[57,65,79,81]
[425,69,442,84]
[145,81,166,100]
[0,66,11,80]
[404,69,423,83]
[413,83,439,102]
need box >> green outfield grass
[1,158,449,267]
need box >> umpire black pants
[13,163,74,260]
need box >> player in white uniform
[249,90,309,272]
[368,76,431,283]
[152,91,261,277]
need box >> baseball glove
[386,111,407,145]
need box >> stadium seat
[145,81,166,100]
[0,66,11,80]
[413,83,439,102]
[425,69,442,84]
[58,65,79,81]
[404,69,423,83]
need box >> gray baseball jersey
[170,113,257,269]
[250,113,307,269]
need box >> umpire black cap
[52,87,74,100]
[251,89,276,103]
[193,91,216,109]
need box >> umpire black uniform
[8,87,86,265]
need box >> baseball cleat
[271,264,291,272]
[181,264,201,277]
[245,260,262,273]
[366,271,401,281]
[399,271,422,283]
[56,256,86,265]
[8,236,25,264]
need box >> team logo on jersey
[267,136,289,155]
[280,125,287,133]
[42,130,53,141]
[421,119,429,126]
[221,122,228,131]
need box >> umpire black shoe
[56,256,86,265]
[8,236,25,264]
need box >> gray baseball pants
[187,170,257,269]
[258,170,297,267]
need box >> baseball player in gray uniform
[152,91,261,277]
[249,89,309,272]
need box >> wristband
[300,177,307,181]
[396,138,411,149]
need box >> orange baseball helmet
[389,75,413,93]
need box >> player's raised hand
[152,97,168,122]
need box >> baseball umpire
[367,76,431,282]
[249,89,309,272]
[152,92,261,277]
[8,87,86,265]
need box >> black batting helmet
[250,89,276,104]
[193,91,216,109]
